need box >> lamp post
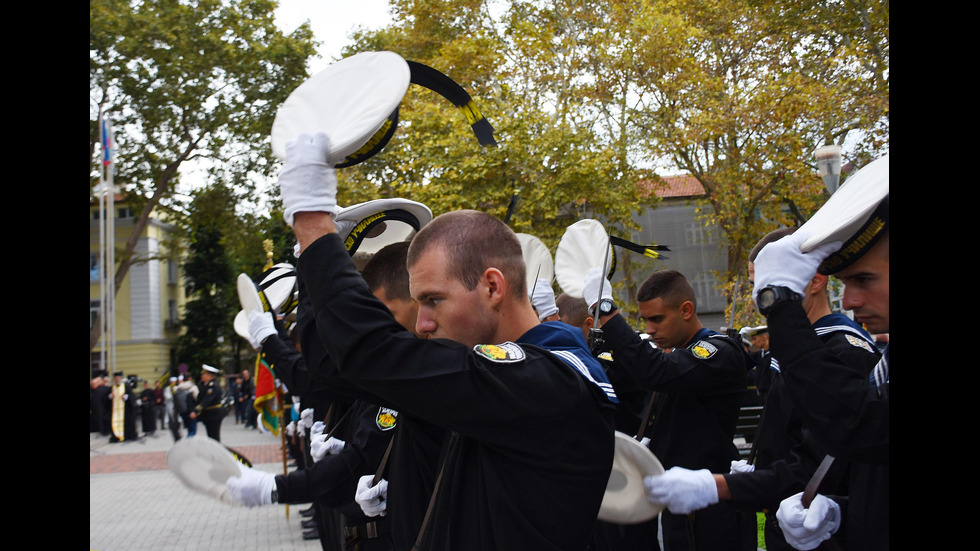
[814,144,843,195]
[813,144,846,314]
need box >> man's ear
[483,268,507,307]
[679,300,695,320]
[808,273,828,296]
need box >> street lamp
[813,144,847,315]
[813,144,843,195]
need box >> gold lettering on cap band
[820,215,885,272]
[345,212,388,250]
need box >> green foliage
[89,0,316,353]
[174,183,239,369]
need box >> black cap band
[818,194,888,275]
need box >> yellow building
[90,194,187,383]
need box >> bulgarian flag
[253,354,280,435]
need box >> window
[168,299,178,324]
[90,300,101,329]
[167,259,178,285]
[90,252,100,282]
[117,207,132,219]
[684,222,718,246]
[91,352,102,376]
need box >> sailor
[196,364,225,442]
[752,154,890,551]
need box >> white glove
[643,466,719,514]
[285,421,296,438]
[247,310,277,349]
[300,408,314,432]
[279,132,338,226]
[776,492,841,550]
[310,433,346,462]
[730,459,755,474]
[583,266,613,310]
[355,475,388,517]
[226,465,277,507]
[752,232,842,300]
[529,279,559,321]
[310,421,326,437]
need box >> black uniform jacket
[600,315,751,473]
[196,380,223,420]
[724,313,880,512]
[275,399,395,509]
[296,233,616,551]
[768,300,889,551]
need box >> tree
[89,0,316,352]
[623,0,888,319]
[173,183,239,374]
[335,0,886,326]
[332,0,657,313]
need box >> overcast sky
[274,0,395,75]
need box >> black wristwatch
[598,298,618,316]
[756,285,802,317]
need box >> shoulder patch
[376,407,398,431]
[597,351,613,362]
[473,342,525,363]
[845,334,875,353]
[689,340,719,360]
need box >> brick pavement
[90,419,324,551]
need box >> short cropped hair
[361,241,412,301]
[748,227,797,262]
[637,269,696,308]
[555,293,590,327]
[407,210,528,297]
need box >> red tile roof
[639,174,705,198]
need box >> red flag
[253,355,280,435]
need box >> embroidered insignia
[597,351,613,362]
[690,340,718,359]
[376,407,398,431]
[473,342,525,363]
[845,334,875,353]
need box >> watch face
[759,289,775,309]
[600,299,615,314]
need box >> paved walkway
[91,417,765,550]
[90,419,321,551]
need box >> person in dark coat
[139,381,157,434]
[90,373,111,436]
[278,148,618,551]
[195,364,225,442]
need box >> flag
[100,112,114,168]
[252,354,280,435]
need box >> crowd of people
[207,131,889,551]
[90,365,259,445]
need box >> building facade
[622,174,730,332]
[90,195,187,383]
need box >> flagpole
[279,382,289,521]
[262,239,289,520]
[98,117,106,378]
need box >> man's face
[201,371,213,382]
[242,370,250,380]
[410,244,496,348]
[639,297,689,350]
[375,287,420,337]
[838,238,889,334]
[750,332,769,350]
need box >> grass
[757,511,766,549]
